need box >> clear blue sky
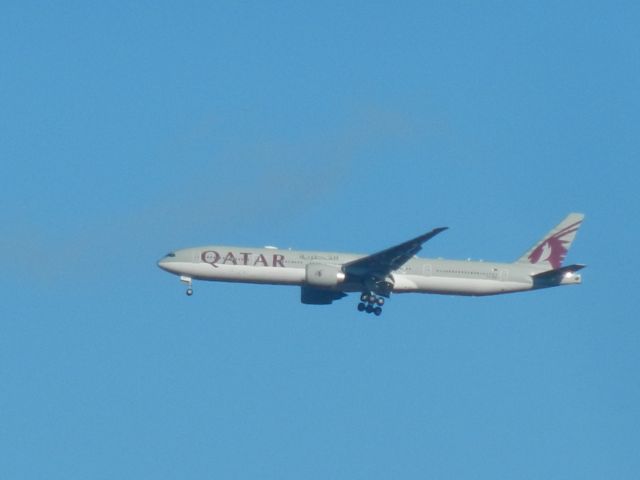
[2,2,639,478]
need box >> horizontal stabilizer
[532,264,586,280]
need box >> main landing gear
[357,292,385,316]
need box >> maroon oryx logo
[528,220,582,269]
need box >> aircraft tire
[374,306,382,316]
[357,302,365,312]
[186,288,193,296]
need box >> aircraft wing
[343,227,448,277]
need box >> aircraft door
[499,269,509,281]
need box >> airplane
[157,213,585,315]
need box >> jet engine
[305,263,346,288]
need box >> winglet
[411,227,448,247]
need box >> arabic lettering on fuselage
[201,250,286,268]
[299,254,339,262]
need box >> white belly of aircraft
[173,262,306,285]
[392,274,531,296]
[172,261,531,296]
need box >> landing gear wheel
[358,291,387,315]
[186,288,193,296]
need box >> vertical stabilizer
[517,213,584,270]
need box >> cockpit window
[166,252,176,257]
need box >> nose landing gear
[357,292,385,316]
[180,276,193,296]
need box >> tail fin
[517,213,585,270]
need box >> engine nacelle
[305,263,346,288]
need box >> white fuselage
[157,245,581,297]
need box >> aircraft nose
[157,252,177,272]
[157,258,169,271]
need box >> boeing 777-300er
[158,213,585,315]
